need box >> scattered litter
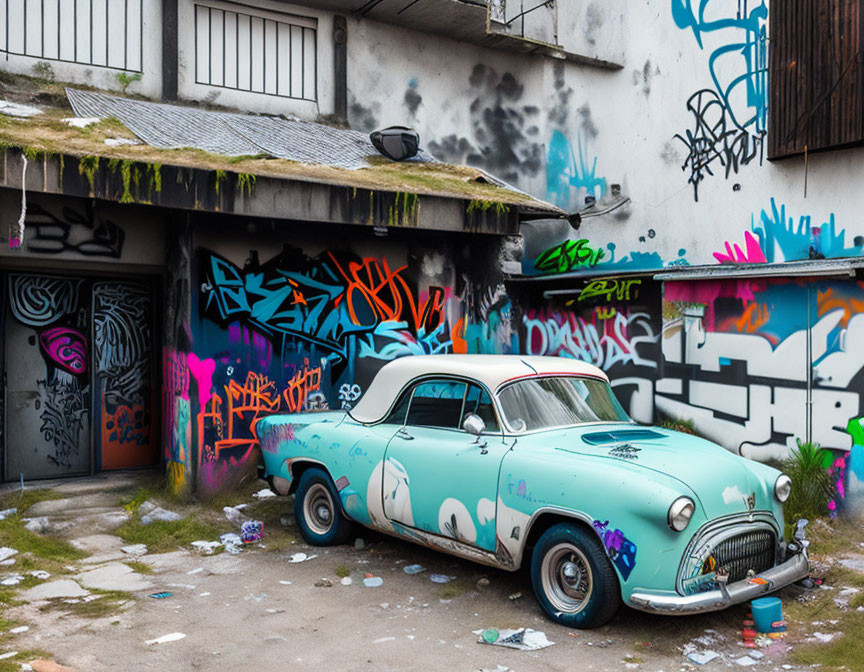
[0,560,14,567]
[686,650,720,665]
[750,652,764,660]
[476,577,491,589]
[279,515,293,527]
[0,509,17,520]
[363,574,383,588]
[354,538,366,550]
[403,564,426,575]
[141,508,182,525]
[223,506,250,528]
[373,637,395,644]
[1,576,24,586]
[0,100,42,117]
[187,568,204,575]
[148,592,173,599]
[508,592,522,601]
[734,656,757,666]
[9,626,28,634]
[240,520,263,544]
[253,488,276,499]
[145,632,186,645]
[480,667,516,672]
[287,553,316,563]
[29,570,50,580]
[82,595,103,602]
[314,578,333,588]
[0,548,18,563]
[121,544,147,556]
[812,632,835,643]
[0,652,17,660]
[265,608,285,614]
[278,581,293,586]
[833,586,860,610]
[474,628,554,651]
[198,592,211,597]
[246,593,268,602]
[104,138,141,146]
[62,117,100,128]
[219,533,242,554]
[429,574,452,584]
[340,577,352,586]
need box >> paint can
[751,597,783,633]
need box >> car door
[382,378,510,552]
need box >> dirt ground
[0,472,857,672]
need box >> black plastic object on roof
[370,126,420,161]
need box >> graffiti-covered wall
[167,215,515,496]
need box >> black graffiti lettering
[26,204,125,258]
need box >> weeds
[123,561,152,575]
[114,517,223,554]
[334,564,350,579]
[0,489,61,516]
[784,439,833,522]
[0,520,86,564]
[39,590,133,619]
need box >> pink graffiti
[664,279,761,331]
[713,231,767,264]
[39,327,87,374]
[188,353,217,410]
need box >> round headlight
[668,496,695,532]
[775,474,792,503]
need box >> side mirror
[462,414,486,436]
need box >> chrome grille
[712,530,776,583]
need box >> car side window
[406,380,468,429]
[464,384,500,433]
[383,388,413,425]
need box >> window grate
[194,3,317,102]
[0,0,143,72]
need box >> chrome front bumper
[628,552,810,614]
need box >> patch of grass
[0,520,86,563]
[123,561,153,575]
[114,517,223,554]
[806,517,864,558]
[334,564,350,579]
[790,611,864,670]
[39,590,133,619]
[0,489,62,516]
[0,650,55,672]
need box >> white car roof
[348,354,608,424]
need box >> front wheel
[294,468,354,546]
[530,523,620,628]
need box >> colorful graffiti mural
[533,239,605,274]
[546,130,607,211]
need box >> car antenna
[520,358,538,374]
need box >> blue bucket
[751,597,783,633]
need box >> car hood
[547,424,782,519]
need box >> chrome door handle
[397,427,414,440]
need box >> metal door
[93,281,158,470]
[5,274,91,479]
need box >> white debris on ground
[145,632,187,645]
[475,628,555,651]
[61,117,100,128]
[685,649,720,665]
[252,488,276,499]
[287,553,317,564]
[0,100,42,117]
[0,548,18,563]
[140,507,182,525]
[0,509,18,520]
[121,544,148,556]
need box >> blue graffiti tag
[546,130,607,210]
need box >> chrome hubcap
[304,483,334,535]
[541,543,593,614]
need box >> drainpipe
[162,0,179,101]
[806,284,813,446]
[333,16,348,123]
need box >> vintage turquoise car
[256,355,809,628]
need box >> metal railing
[0,0,143,72]
[194,3,317,102]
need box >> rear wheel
[530,523,620,628]
[294,468,354,545]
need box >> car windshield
[497,376,630,432]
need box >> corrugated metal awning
[653,258,864,281]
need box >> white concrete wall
[176,0,334,117]
[0,0,162,99]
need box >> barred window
[194,2,317,101]
[0,0,144,71]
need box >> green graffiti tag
[579,278,642,303]
[534,239,605,274]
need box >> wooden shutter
[769,0,864,159]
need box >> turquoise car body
[256,355,807,613]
